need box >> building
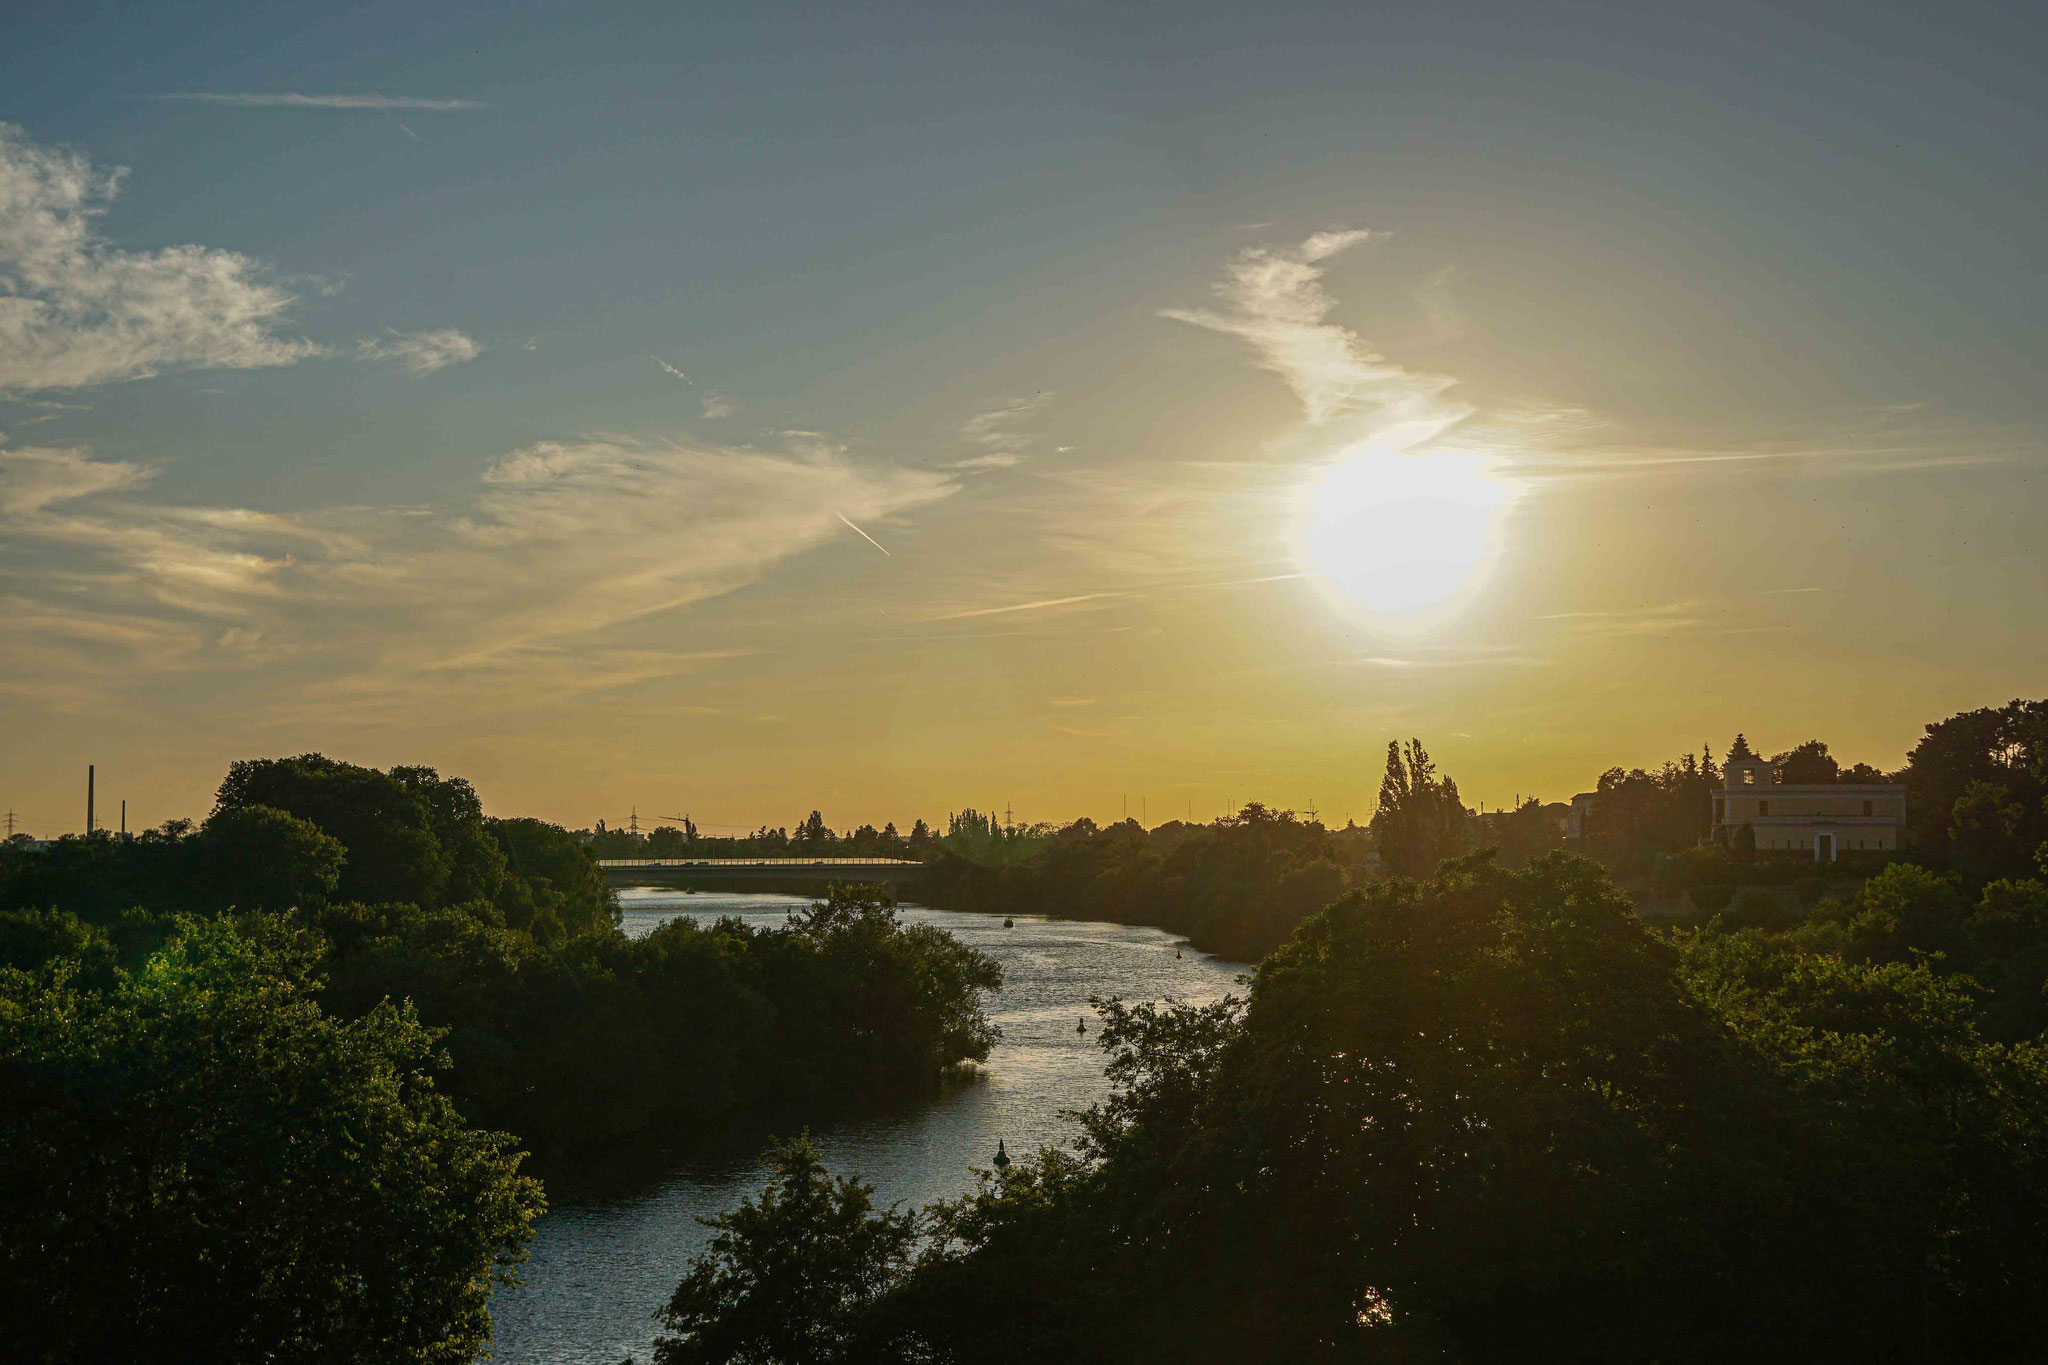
[1712,755,1905,861]
[1567,791,1599,841]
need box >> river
[485,888,1248,1364]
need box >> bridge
[599,857,928,888]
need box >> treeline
[922,742,1554,960]
[924,804,1364,962]
[923,699,2048,959]
[582,806,1051,863]
[1,754,1001,1362]
[653,846,2048,1365]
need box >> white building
[1712,755,1905,862]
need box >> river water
[485,888,1248,1364]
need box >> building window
[1863,800,1873,816]
[1758,801,1769,816]
[1742,770,1756,785]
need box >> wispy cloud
[1411,266,1470,343]
[1504,404,2036,482]
[653,354,733,418]
[0,434,956,714]
[146,93,485,111]
[357,328,482,375]
[0,443,152,514]
[0,124,320,392]
[1537,600,1709,635]
[1163,229,1468,451]
[928,591,1124,622]
[955,392,1050,470]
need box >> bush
[0,917,542,1364]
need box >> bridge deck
[600,857,923,868]
[600,857,927,884]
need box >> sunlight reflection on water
[485,889,1247,1364]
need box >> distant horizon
[10,714,1954,842]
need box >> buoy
[1076,1017,1088,1035]
[992,1140,1011,1170]
[1175,948,1182,958]
[1003,917,1014,928]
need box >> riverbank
[486,890,1246,1365]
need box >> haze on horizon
[3,0,2044,836]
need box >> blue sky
[3,0,2044,831]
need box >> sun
[1296,444,1516,631]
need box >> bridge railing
[599,857,925,868]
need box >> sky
[2,0,2044,836]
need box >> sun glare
[1297,445,1516,631]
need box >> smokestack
[87,765,95,835]
[121,800,127,837]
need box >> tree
[1902,699,2048,867]
[870,854,2048,1364]
[656,1135,917,1365]
[213,754,453,907]
[1774,739,1839,785]
[486,816,617,939]
[1370,739,1469,878]
[1727,733,1758,764]
[0,917,543,1364]
[191,804,345,912]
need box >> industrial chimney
[87,764,95,835]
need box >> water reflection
[486,890,1246,1364]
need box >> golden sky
[3,6,2044,835]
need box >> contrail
[837,513,892,557]
[652,355,697,385]
[147,92,485,110]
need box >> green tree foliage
[0,810,342,922]
[306,882,1000,1154]
[214,754,467,907]
[923,803,1369,959]
[1773,738,1840,784]
[0,761,999,1159]
[0,917,542,1364]
[1584,749,1719,872]
[1370,738,1470,877]
[685,853,2048,1364]
[654,1135,918,1365]
[1902,698,2048,878]
[190,804,345,912]
[484,815,617,941]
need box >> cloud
[1163,228,1468,445]
[0,124,320,392]
[146,93,485,111]
[653,355,733,418]
[956,392,1049,470]
[0,442,153,514]
[0,434,956,713]
[357,328,482,375]
[1412,266,1470,343]
[928,591,1125,622]
[1503,403,2038,482]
